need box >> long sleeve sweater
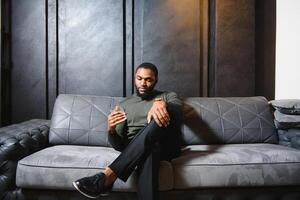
[108,90,182,151]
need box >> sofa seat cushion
[172,144,300,189]
[16,145,173,191]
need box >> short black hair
[136,62,158,78]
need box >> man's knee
[143,120,165,148]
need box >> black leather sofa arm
[0,119,50,200]
[278,129,300,150]
[0,124,49,161]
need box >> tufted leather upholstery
[0,119,50,200]
[182,97,277,145]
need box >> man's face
[135,68,157,98]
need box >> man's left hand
[147,100,170,127]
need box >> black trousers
[109,120,180,200]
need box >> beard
[135,84,156,99]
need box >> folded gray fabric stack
[269,99,300,149]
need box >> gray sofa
[1,94,300,200]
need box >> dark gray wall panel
[1,0,12,126]
[211,0,255,97]
[125,0,133,96]
[135,0,206,97]
[255,0,275,100]
[47,0,58,118]
[11,0,46,123]
[58,0,124,97]
[0,0,2,126]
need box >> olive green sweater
[108,90,182,151]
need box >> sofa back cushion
[49,94,122,146]
[50,95,278,146]
[182,97,278,145]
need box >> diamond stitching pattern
[183,97,277,145]
[49,94,120,146]
[50,95,277,147]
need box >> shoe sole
[72,181,107,199]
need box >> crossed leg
[73,120,178,199]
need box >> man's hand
[147,100,170,127]
[107,106,126,134]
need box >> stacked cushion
[270,99,300,149]
[270,99,300,115]
[274,110,300,129]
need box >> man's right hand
[107,106,126,134]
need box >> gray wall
[4,0,210,124]
[1,0,275,125]
[134,0,209,96]
[11,0,47,124]
[1,0,12,126]
[209,0,255,97]
[255,0,276,100]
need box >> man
[73,62,182,200]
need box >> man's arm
[164,92,182,116]
[164,92,183,124]
[108,123,127,151]
[147,92,182,127]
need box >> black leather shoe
[72,172,112,199]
